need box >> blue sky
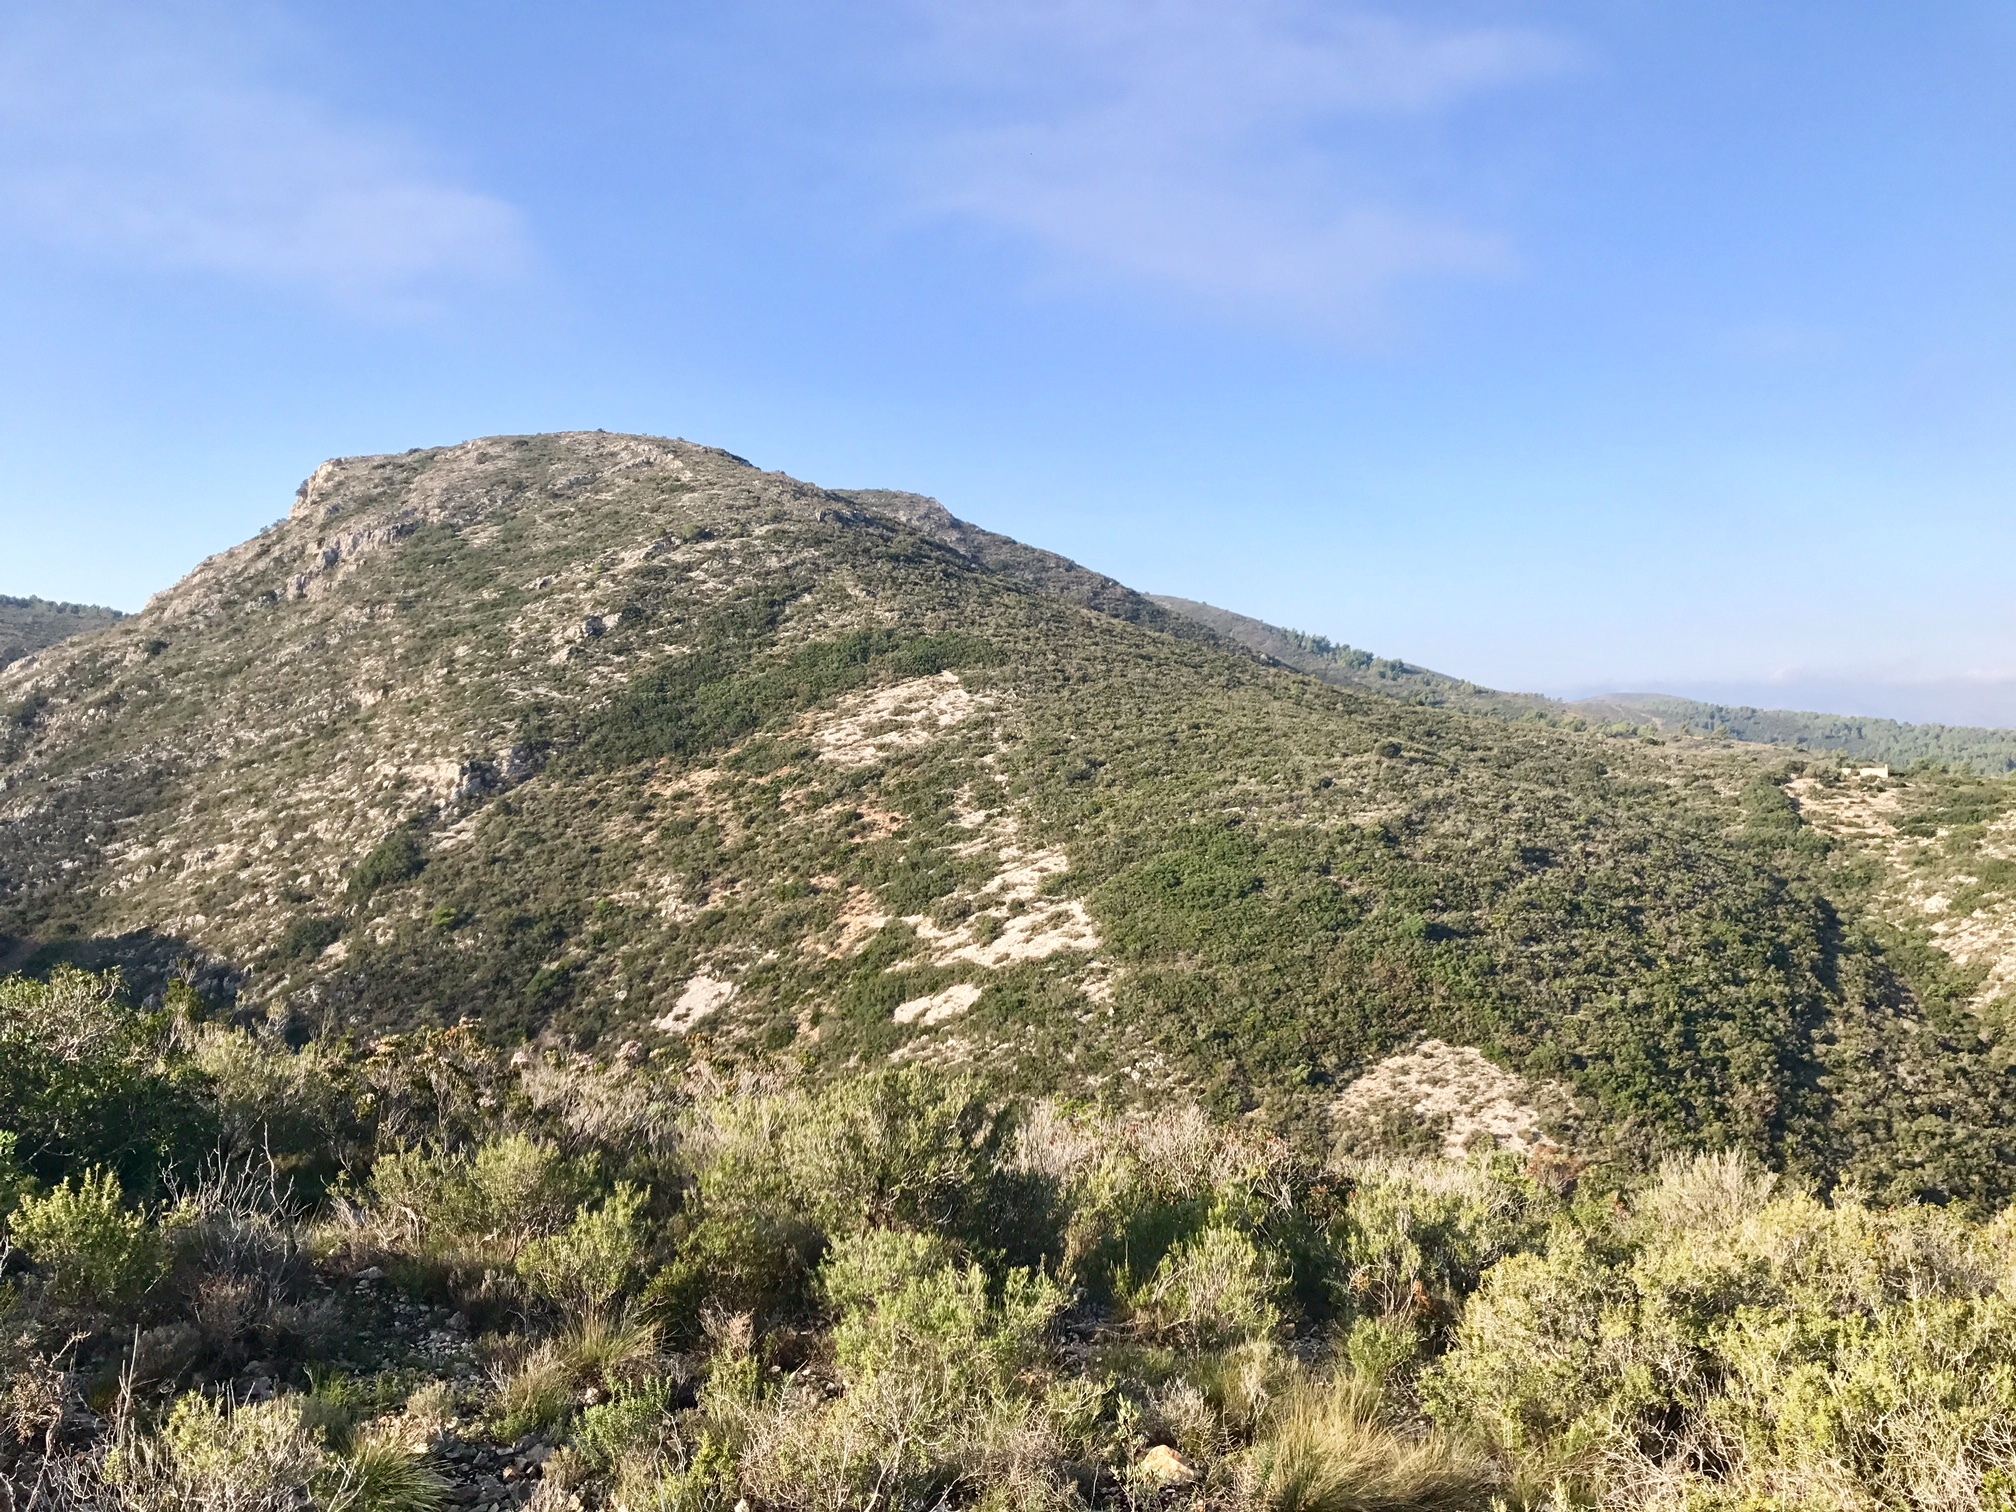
[6,2,2016,723]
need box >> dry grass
[1245,1374,1496,1512]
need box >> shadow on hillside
[0,928,241,1009]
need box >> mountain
[0,593,124,671]
[1596,693,2016,772]
[1153,595,2016,773]
[1146,596,1563,722]
[4,432,2014,1199]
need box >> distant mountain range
[0,594,124,671]
[1151,596,2016,774]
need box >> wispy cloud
[890,1,1578,323]
[0,2,527,313]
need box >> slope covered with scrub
[1152,595,2016,772]
[0,432,2010,1202]
[0,593,125,671]
[8,970,2016,1510]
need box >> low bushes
[19,971,2016,1507]
[9,1167,167,1310]
[0,968,213,1194]
[97,1390,447,1512]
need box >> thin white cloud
[0,3,527,313]
[893,1,1577,323]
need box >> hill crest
[6,430,2014,1202]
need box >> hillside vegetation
[7,970,2016,1510]
[0,433,2005,1199]
[1606,693,2016,773]
[1155,597,2016,772]
[0,593,125,671]
[7,433,2016,1507]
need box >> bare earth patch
[653,974,737,1034]
[812,672,983,767]
[818,888,891,958]
[893,982,983,1026]
[905,844,1103,968]
[1334,1040,1552,1157]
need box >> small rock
[353,1266,385,1283]
[1137,1444,1198,1488]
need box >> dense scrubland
[14,966,2016,1511]
[4,435,2009,1204]
[9,435,2016,1508]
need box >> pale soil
[901,839,1103,970]
[820,888,891,958]
[1791,775,2016,1006]
[1334,1039,1553,1157]
[652,973,737,1034]
[811,672,985,767]
[782,672,1113,1034]
[893,981,984,1026]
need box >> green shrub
[347,830,427,902]
[0,1129,36,1218]
[190,1024,363,1187]
[517,1181,652,1313]
[570,1376,678,1470]
[733,1229,1071,1506]
[646,1207,821,1335]
[276,914,345,962]
[656,1069,1022,1332]
[0,969,214,1193]
[823,1228,1065,1395]
[1419,1229,1641,1461]
[9,1167,166,1309]
[1424,1152,2016,1502]
[1128,1223,1282,1347]
[691,1068,1012,1240]
[364,1133,582,1267]
[1335,1154,1561,1321]
[105,1393,326,1509]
